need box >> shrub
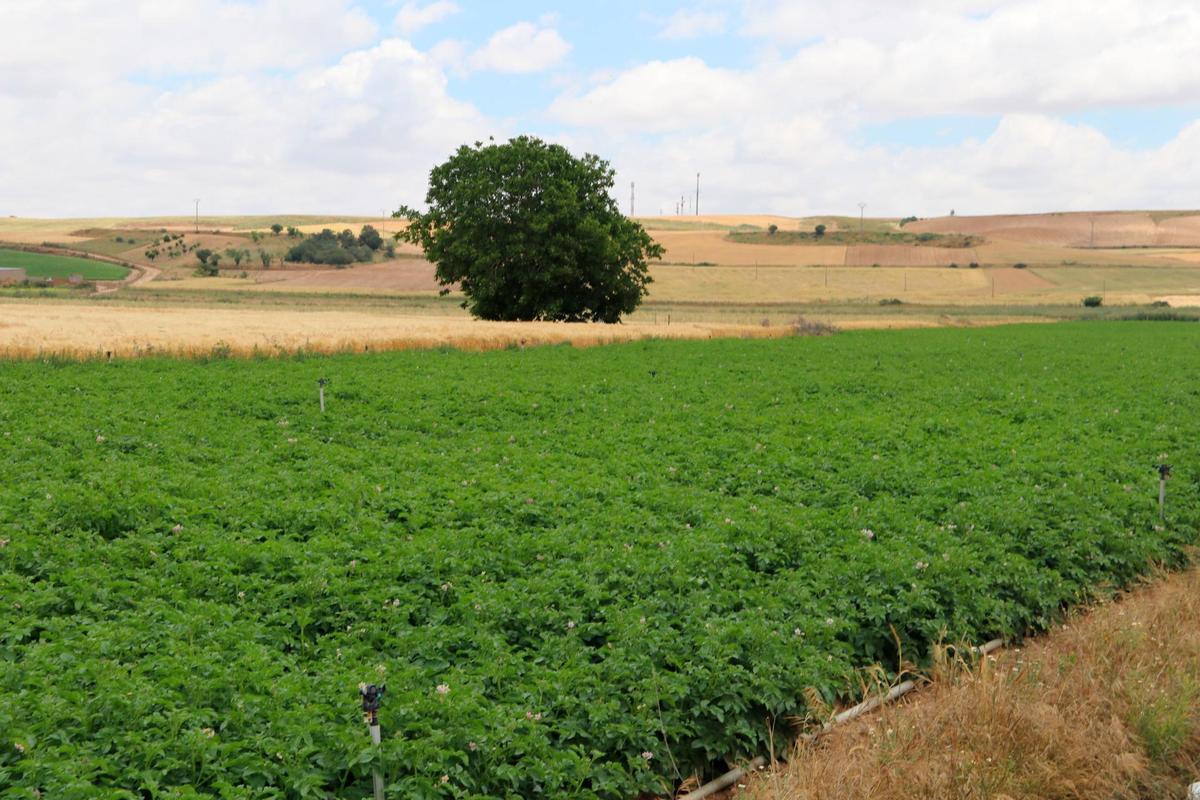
[768,224,779,236]
[358,224,383,250]
[271,223,283,236]
[1083,296,1103,307]
[285,229,371,265]
[1013,262,1027,269]
[224,248,249,267]
[814,224,826,238]
[899,215,918,226]
[968,262,980,269]
[949,263,959,269]
[258,250,272,268]
[879,297,904,305]
[195,248,213,265]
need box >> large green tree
[395,136,662,323]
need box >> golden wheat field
[0,301,792,358]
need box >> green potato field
[1,323,1197,798]
[0,248,130,281]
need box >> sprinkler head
[318,378,329,388]
[360,683,385,714]
[1155,464,1172,480]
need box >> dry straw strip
[742,566,1200,800]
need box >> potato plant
[0,323,1196,798]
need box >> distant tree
[767,224,779,236]
[814,224,826,238]
[358,224,383,250]
[396,136,661,322]
[250,231,261,243]
[195,248,213,265]
[336,229,357,249]
[271,223,283,236]
[286,226,300,238]
[209,253,221,268]
[144,249,158,261]
[259,249,272,268]
[1083,296,1103,307]
[384,242,396,258]
[224,247,249,267]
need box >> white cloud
[0,0,378,89]
[0,36,499,216]
[576,110,1200,217]
[394,1,460,36]
[542,0,1200,215]
[468,22,571,74]
[550,58,753,134]
[736,0,1200,117]
[4,0,1200,218]
[660,9,727,39]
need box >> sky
[3,0,1200,218]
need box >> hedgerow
[0,324,1196,797]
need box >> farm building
[0,267,27,284]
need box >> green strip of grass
[0,248,130,280]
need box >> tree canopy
[395,136,662,323]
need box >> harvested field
[642,214,803,231]
[909,211,1200,248]
[1154,295,1200,307]
[0,301,785,358]
[155,260,443,294]
[980,266,1056,294]
[844,245,979,267]
[653,230,847,266]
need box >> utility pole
[1090,217,1096,247]
[194,198,200,234]
[695,173,700,217]
[858,202,866,234]
[630,182,635,217]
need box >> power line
[695,173,700,217]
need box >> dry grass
[0,301,799,360]
[742,565,1200,800]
